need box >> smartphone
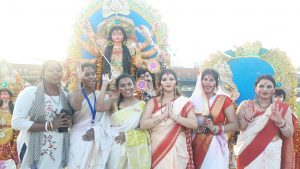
[204,115,213,134]
[58,109,70,133]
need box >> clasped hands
[161,102,178,122]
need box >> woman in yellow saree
[96,73,150,169]
[140,69,198,169]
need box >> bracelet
[244,114,253,122]
[49,121,54,131]
[275,120,286,128]
[47,121,51,131]
[280,123,289,130]
[176,115,182,123]
[45,121,48,132]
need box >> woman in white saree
[68,63,112,169]
[234,75,294,169]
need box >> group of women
[2,59,295,169]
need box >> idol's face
[111,30,124,43]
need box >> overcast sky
[0,0,299,68]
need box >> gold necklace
[255,99,271,109]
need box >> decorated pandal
[65,0,170,92]
[0,0,299,168]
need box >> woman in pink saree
[140,69,198,169]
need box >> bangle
[49,121,54,131]
[176,115,181,123]
[244,114,253,122]
[45,121,48,132]
[47,121,51,131]
[280,123,289,130]
[275,120,286,128]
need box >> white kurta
[12,86,65,169]
[68,91,112,169]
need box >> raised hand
[269,102,284,124]
[74,62,84,81]
[102,74,113,85]
[243,100,255,119]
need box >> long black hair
[0,88,14,114]
[102,26,131,75]
[115,73,135,110]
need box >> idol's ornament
[66,0,170,90]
